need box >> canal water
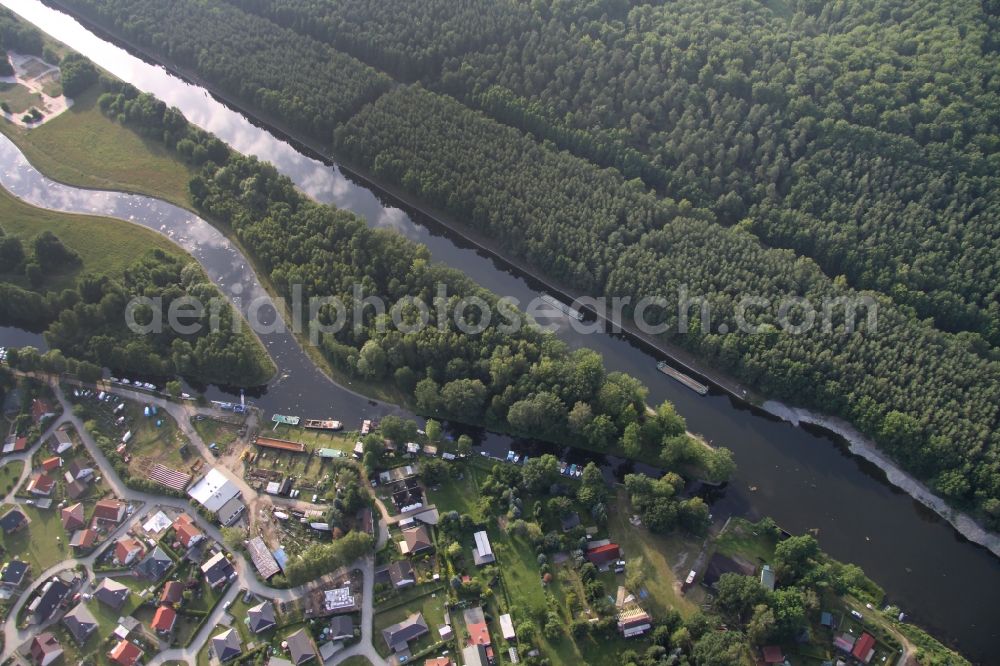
[3,1,998,659]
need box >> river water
[3,0,998,658]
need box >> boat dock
[304,419,343,431]
[656,361,709,395]
[540,294,584,321]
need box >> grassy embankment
[0,186,186,293]
[0,85,194,209]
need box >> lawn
[607,488,700,619]
[425,462,482,519]
[0,82,44,114]
[0,186,186,293]
[191,416,240,451]
[123,400,204,482]
[0,459,25,495]
[372,587,450,658]
[0,502,71,573]
[0,85,195,210]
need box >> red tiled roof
[173,515,202,547]
[160,580,184,604]
[151,605,177,631]
[115,538,143,564]
[586,543,620,564]
[61,503,85,531]
[852,633,876,662]
[94,499,125,521]
[71,529,97,548]
[12,437,28,452]
[28,472,55,494]
[41,456,61,471]
[467,621,491,646]
[31,399,54,423]
[109,639,142,666]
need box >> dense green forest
[226,0,533,81]
[64,0,390,134]
[58,0,1000,526]
[0,241,274,386]
[229,0,1000,341]
[98,80,734,477]
[335,84,1000,524]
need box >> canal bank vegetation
[334,84,1000,533]
[0,202,274,386]
[90,79,736,485]
[54,0,1000,534]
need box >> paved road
[0,378,388,666]
[0,378,387,664]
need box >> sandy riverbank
[763,400,1000,559]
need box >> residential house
[2,435,28,454]
[172,514,204,549]
[29,632,63,666]
[467,620,491,647]
[65,480,87,500]
[0,508,28,534]
[40,456,61,472]
[382,612,428,653]
[852,633,876,664]
[285,628,318,664]
[384,560,415,589]
[212,628,243,662]
[462,644,489,666]
[67,459,93,481]
[425,657,453,666]
[94,578,131,611]
[472,531,495,566]
[70,529,97,550]
[617,607,652,638]
[61,503,86,532]
[0,560,29,590]
[108,639,143,666]
[160,580,184,605]
[26,472,55,496]
[136,545,172,581]
[585,543,621,568]
[52,429,74,454]
[329,615,355,641]
[31,398,55,424]
[29,577,72,624]
[114,537,145,566]
[401,525,433,555]
[201,552,236,588]
[247,536,280,579]
[247,600,277,634]
[217,496,247,526]
[151,605,177,634]
[323,585,357,614]
[93,499,127,525]
[62,603,99,645]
